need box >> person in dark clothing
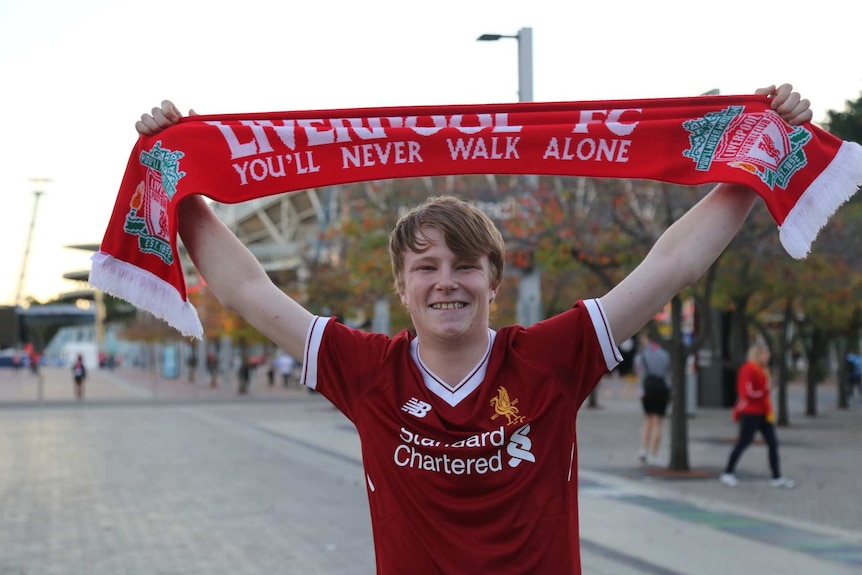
[72,354,87,399]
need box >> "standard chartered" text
[393,445,503,475]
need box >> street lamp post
[16,180,50,307]
[477,27,541,326]
[477,27,533,103]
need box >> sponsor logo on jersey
[401,397,433,418]
[490,386,526,425]
[506,423,535,467]
[392,422,535,475]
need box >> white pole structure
[477,28,542,326]
[515,27,533,103]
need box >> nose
[435,265,458,291]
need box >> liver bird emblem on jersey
[490,386,526,425]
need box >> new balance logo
[401,397,433,418]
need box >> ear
[400,290,408,307]
[489,284,499,302]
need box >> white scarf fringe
[780,140,862,259]
[89,251,204,339]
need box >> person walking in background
[635,331,671,465]
[29,351,40,376]
[206,349,218,388]
[72,354,87,400]
[720,342,795,488]
[186,348,198,383]
[274,351,297,388]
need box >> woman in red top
[720,343,794,488]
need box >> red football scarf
[91,94,862,338]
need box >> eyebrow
[408,254,439,265]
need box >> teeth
[431,303,466,310]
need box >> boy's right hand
[135,100,192,135]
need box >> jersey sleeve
[301,316,398,421]
[509,298,622,407]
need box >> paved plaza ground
[0,365,860,574]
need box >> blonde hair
[389,195,505,292]
[747,342,770,364]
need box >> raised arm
[600,84,812,344]
[137,101,313,360]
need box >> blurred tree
[823,92,862,144]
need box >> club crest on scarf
[123,141,186,264]
[683,106,812,189]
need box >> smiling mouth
[429,302,467,310]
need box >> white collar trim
[410,330,496,407]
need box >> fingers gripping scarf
[90,94,862,338]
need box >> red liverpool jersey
[301,299,621,574]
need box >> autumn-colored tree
[503,178,623,309]
[304,179,423,332]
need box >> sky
[1,0,859,307]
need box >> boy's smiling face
[399,226,497,345]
